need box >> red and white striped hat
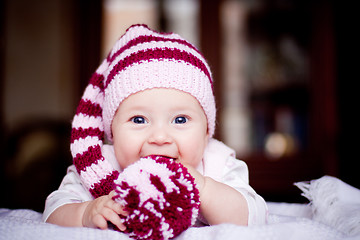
[70,24,216,198]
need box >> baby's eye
[131,116,147,124]
[173,116,188,124]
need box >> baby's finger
[109,190,117,199]
[104,193,128,216]
[107,200,128,216]
[103,209,126,231]
[92,213,108,230]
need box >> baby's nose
[148,126,172,145]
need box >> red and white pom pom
[113,156,200,240]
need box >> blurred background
[0,0,358,212]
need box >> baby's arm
[46,190,127,230]
[43,164,127,230]
[185,165,249,226]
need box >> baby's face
[112,88,209,170]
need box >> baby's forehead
[119,88,204,110]
[125,88,194,98]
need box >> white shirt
[42,138,268,225]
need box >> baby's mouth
[145,155,177,161]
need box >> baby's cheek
[114,146,139,170]
[180,145,203,168]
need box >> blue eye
[131,116,147,124]
[173,116,188,124]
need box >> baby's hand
[182,164,249,226]
[82,190,128,230]
[182,164,205,194]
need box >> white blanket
[1,176,359,240]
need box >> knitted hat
[70,24,216,198]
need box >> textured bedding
[1,176,359,240]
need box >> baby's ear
[205,131,210,143]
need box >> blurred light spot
[265,132,297,160]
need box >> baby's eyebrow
[122,105,149,112]
[168,104,199,111]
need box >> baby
[43,24,267,231]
